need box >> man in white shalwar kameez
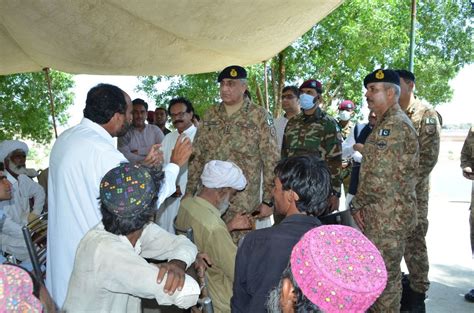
[157,97,197,233]
[47,84,193,307]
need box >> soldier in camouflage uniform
[338,100,357,195]
[396,70,441,312]
[350,69,419,312]
[460,126,474,302]
[282,79,342,211]
[187,65,280,242]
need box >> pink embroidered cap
[0,264,42,312]
[290,225,387,312]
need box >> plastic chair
[21,212,48,283]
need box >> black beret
[364,69,400,88]
[217,65,247,82]
[299,79,323,94]
[395,69,416,83]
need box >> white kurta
[0,172,45,261]
[47,118,179,307]
[274,116,288,151]
[63,223,199,313]
[157,125,197,233]
[117,124,164,164]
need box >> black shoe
[465,289,474,303]
[400,273,411,312]
[410,291,426,313]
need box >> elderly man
[187,65,280,242]
[155,107,171,135]
[274,86,301,150]
[350,69,419,312]
[47,83,192,306]
[282,79,342,212]
[157,97,197,232]
[118,98,164,164]
[64,163,200,312]
[395,70,441,312]
[232,155,331,313]
[0,140,45,263]
[176,160,251,313]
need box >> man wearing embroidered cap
[0,140,45,263]
[177,160,251,313]
[187,65,279,242]
[266,225,388,312]
[64,163,200,312]
[282,79,342,212]
[350,69,419,311]
[395,69,440,312]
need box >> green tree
[0,70,75,144]
[138,0,473,116]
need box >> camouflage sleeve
[418,109,441,178]
[280,121,290,159]
[259,112,280,203]
[323,119,343,194]
[461,127,474,169]
[187,128,203,196]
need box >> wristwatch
[262,200,273,207]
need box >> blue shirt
[231,214,321,313]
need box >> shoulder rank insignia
[425,117,437,125]
[266,114,274,127]
[379,129,390,136]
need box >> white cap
[200,160,247,191]
[0,140,28,162]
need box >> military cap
[395,69,416,83]
[364,69,400,88]
[338,100,355,111]
[299,79,323,94]
[217,65,247,82]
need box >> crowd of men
[3,63,464,313]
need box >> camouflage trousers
[366,233,406,313]
[404,178,430,293]
[341,162,352,195]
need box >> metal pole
[43,68,58,138]
[263,60,269,111]
[408,0,416,72]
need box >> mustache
[173,120,184,125]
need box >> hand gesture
[156,259,187,295]
[170,135,192,167]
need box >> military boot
[409,290,426,313]
[400,273,411,312]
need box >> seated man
[63,163,200,312]
[232,155,332,313]
[176,160,252,313]
[0,140,45,263]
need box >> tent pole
[263,60,269,111]
[408,0,416,72]
[43,68,58,139]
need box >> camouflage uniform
[403,98,441,294]
[282,107,342,195]
[187,98,280,242]
[351,104,419,312]
[339,120,355,194]
[461,127,474,253]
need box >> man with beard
[118,98,164,164]
[0,140,45,264]
[176,160,252,313]
[47,83,193,307]
[156,97,197,232]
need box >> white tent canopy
[0,0,343,76]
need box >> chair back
[173,217,195,243]
[22,212,48,283]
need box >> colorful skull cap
[290,225,387,312]
[100,163,159,218]
[0,265,42,312]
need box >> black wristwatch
[262,200,273,207]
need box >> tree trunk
[275,50,286,117]
[254,76,265,107]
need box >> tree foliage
[138,0,473,117]
[0,70,75,144]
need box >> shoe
[400,273,411,312]
[465,289,474,303]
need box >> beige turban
[200,160,247,191]
[0,140,28,162]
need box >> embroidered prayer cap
[0,140,29,162]
[100,163,158,218]
[290,225,387,313]
[338,100,355,111]
[200,160,247,191]
[395,69,416,83]
[364,69,400,88]
[299,79,323,94]
[217,65,247,82]
[0,265,42,312]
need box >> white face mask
[299,94,316,110]
[338,110,352,121]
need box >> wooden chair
[22,212,48,283]
[174,218,214,313]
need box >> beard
[8,162,38,178]
[116,120,132,137]
[217,196,231,215]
